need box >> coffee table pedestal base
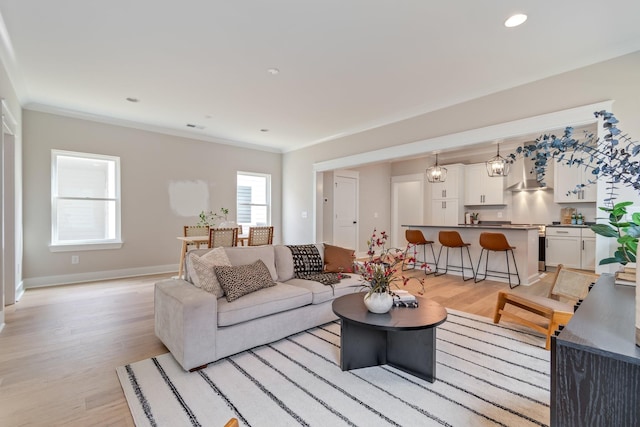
[340,319,437,383]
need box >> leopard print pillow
[214,259,276,302]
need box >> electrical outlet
[497,211,503,218]
[71,255,79,264]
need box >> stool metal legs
[434,244,475,281]
[474,247,521,289]
[402,242,438,275]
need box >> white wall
[283,52,640,257]
[0,56,23,327]
[22,110,282,286]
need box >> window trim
[236,171,271,226]
[50,150,123,252]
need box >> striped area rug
[117,310,550,427]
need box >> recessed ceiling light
[267,68,279,75]
[504,13,527,28]
[125,97,140,103]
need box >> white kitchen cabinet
[428,164,465,226]
[546,226,596,270]
[553,157,597,203]
[464,163,508,206]
[430,199,460,226]
[581,228,596,270]
[430,164,462,199]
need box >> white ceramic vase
[364,292,393,314]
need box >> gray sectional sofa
[154,244,363,371]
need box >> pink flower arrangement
[356,229,427,297]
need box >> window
[237,172,270,228]
[50,150,122,251]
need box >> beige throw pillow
[188,247,231,298]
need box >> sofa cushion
[215,260,276,302]
[217,282,313,326]
[274,244,324,281]
[287,244,324,277]
[323,244,356,273]
[223,246,278,281]
[187,247,231,297]
[285,274,363,304]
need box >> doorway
[391,174,424,248]
[332,170,358,251]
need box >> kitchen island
[403,224,540,285]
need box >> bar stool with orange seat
[474,232,520,289]
[402,229,437,275]
[434,230,475,281]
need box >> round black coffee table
[332,292,447,383]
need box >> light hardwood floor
[0,269,555,426]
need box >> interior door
[391,175,424,248]
[333,173,358,250]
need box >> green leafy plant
[197,207,229,226]
[506,110,640,267]
[590,201,640,265]
[507,111,639,204]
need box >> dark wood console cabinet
[551,274,640,426]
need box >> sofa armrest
[154,279,218,371]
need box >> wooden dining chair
[493,264,599,349]
[209,227,238,248]
[183,225,210,250]
[248,226,274,246]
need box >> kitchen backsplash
[470,190,597,224]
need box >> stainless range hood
[506,156,553,191]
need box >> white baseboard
[15,281,25,301]
[23,264,177,289]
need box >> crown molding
[24,102,283,154]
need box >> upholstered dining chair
[493,264,599,349]
[183,225,210,250]
[248,226,274,246]
[209,227,238,248]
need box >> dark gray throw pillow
[214,260,276,302]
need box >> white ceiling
[1,1,639,153]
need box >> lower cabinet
[546,227,595,270]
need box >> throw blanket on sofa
[286,245,349,285]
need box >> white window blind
[51,150,122,251]
[237,172,270,227]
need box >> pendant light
[486,143,510,177]
[426,153,447,183]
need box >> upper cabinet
[464,163,508,206]
[430,164,464,200]
[553,156,597,203]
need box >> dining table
[176,235,209,279]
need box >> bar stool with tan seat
[474,232,520,289]
[402,229,437,275]
[434,230,475,281]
